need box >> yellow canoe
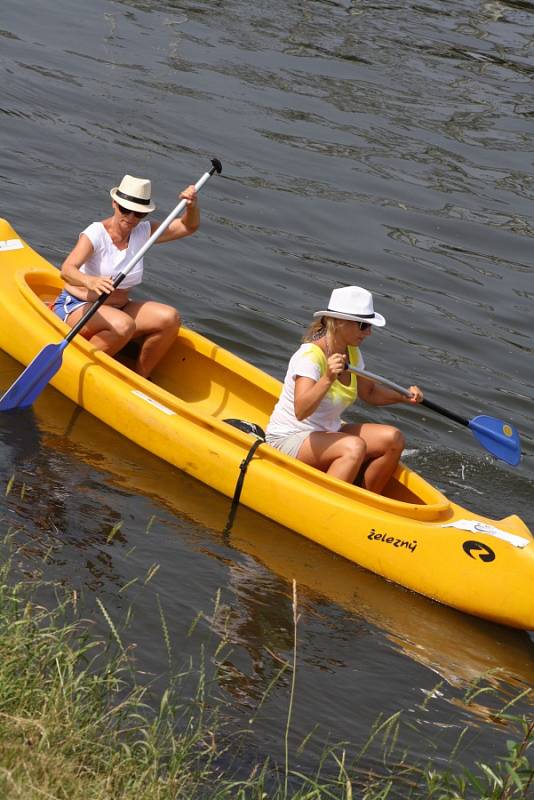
[3,358,533,692]
[1,218,533,629]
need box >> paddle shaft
[65,159,222,344]
[348,366,469,427]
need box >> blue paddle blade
[0,341,67,411]
[468,415,521,466]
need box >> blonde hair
[302,316,339,354]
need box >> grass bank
[0,536,532,799]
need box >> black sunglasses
[357,321,372,331]
[116,202,148,219]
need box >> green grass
[0,528,532,799]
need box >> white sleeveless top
[266,343,365,437]
[79,221,151,290]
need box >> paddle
[348,366,521,466]
[0,158,223,412]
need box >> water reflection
[0,404,126,594]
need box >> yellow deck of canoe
[1,218,533,629]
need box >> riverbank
[0,533,532,800]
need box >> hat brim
[110,188,156,213]
[313,309,386,326]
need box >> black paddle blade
[0,341,67,411]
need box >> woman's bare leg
[296,431,367,483]
[124,301,181,378]
[66,304,136,356]
[342,422,405,494]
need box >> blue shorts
[52,289,89,322]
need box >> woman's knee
[384,426,405,452]
[113,315,136,339]
[340,436,367,463]
[154,304,181,332]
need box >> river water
[1,0,533,788]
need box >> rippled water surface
[1,0,533,785]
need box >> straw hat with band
[110,175,156,213]
[313,286,386,327]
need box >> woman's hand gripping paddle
[0,158,222,412]
[348,366,521,466]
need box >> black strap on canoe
[223,419,265,536]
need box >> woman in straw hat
[265,286,423,494]
[52,174,199,378]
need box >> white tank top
[79,220,151,290]
[266,343,365,437]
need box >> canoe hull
[1,218,533,629]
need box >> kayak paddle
[348,366,521,466]
[0,158,222,412]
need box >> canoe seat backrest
[223,418,266,441]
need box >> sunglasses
[116,203,148,219]
[357,321,372,331]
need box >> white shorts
[265,430,311,459]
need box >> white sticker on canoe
[131,390,175,416]
[0,239,23,252]
[443,520,530,549]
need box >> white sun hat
[313,286,386,326]
[110,174,156,213]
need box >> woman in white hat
[52,174,199,378]
[265,286,423,494]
